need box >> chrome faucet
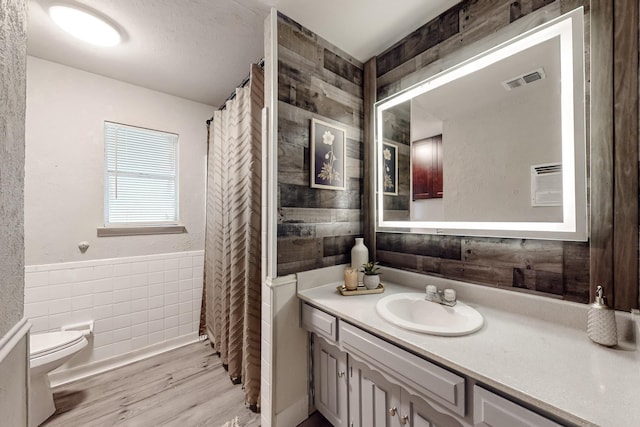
[425,285,457,306]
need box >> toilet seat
[30,330,85,359]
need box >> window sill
[97,225,187,237]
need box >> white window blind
[104,122,179,225]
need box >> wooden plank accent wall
[612,0,639,310]
[373,0,594,303]
[589,1,615,305]
[277,12,365,276]
[382,105,411,216]
[363,59,376,254]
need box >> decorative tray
[336,283,385,296]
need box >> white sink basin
[375,292,484,336]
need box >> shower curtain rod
[206,58,265,126]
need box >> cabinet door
[349,357,401,427]
[473,386,561,427]
[400,389,466,427]
[313,335,348,427]
[412,135,443,200]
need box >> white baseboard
[274,395,308,427]
[49,332,201,387]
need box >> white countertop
[297,268,640,427]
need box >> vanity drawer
[339,321,465,416]
[473,386,561,427]
[301,303,338,343]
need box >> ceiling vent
[502,68,546,91]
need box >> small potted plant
[361,261,381,290]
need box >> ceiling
[27,0,459,107]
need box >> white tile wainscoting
[24,250,204,385]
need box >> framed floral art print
[310,118,347,191]
[382,141,398,196]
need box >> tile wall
[24,250,204,365]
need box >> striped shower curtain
[205,63,263,409]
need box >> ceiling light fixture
[49,5,121,47]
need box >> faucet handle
[425,284,438,302]
[443,288,456,303]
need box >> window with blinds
[104,122,179,225]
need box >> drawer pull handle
[400,415,409,425]
[388,407,397,416]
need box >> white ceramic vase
[363,274,380,290]
[351,238,368,284]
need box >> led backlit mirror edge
[374,8,587,241]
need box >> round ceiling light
[49,5,121,47]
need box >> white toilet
[29,330,88,427]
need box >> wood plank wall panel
[376,5,462,77]
[374,0,593,303]
[588,0,640,311]
[612,0,639,311]
[376,1,570,100]
[364,59,376,255]
[277,12,365,276]
[589,1,615,307]
[563,241,591,301]
[382,105,411,215]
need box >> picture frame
[311,118,347,191]
[382,141,398,196]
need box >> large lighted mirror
[375,8,587,241]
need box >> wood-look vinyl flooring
[296,412,332,427]
[44,340,261,427]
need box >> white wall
[23,56,213,381]
[411,80,562,223]
[25,56,213,265]
[0,327,29,427]
[1,0,29,424]
[442,86,562,222]
[1,0,26,341]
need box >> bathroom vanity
[297,268,640,427]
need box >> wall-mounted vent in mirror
[502,68,546,90]
[531,163,562,207]
[375,7,587,241]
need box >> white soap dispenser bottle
[587,285,617,347]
